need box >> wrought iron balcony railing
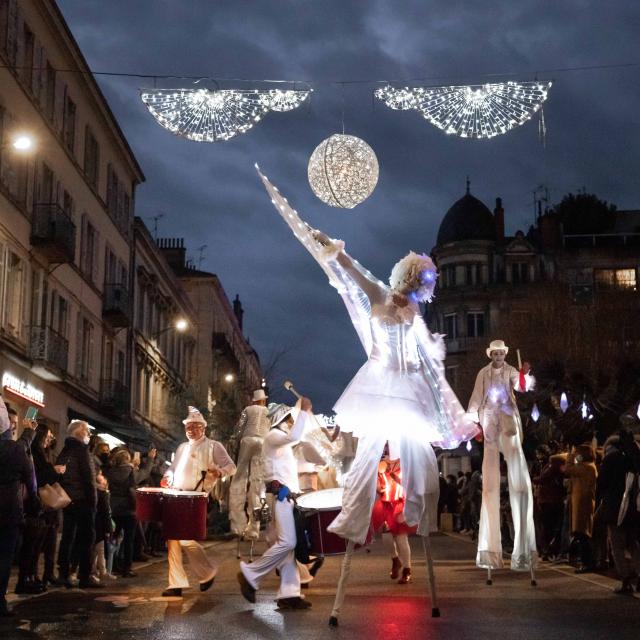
[103,283,132,327]
[30,203,76,263]
[28,326,69,373]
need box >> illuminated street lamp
[11,134,35,152]
[224,373,235,383]
[152,317,189,339]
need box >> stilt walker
[467,340,538,586]
[257,167,479,625]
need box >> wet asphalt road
[2,533,638,640]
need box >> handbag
[38,482,71,510]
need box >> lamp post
[152,317,189,339]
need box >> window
[80,215,98,282]
[107,164,118,218]
[21,24,34,87]
[102,337,113,381]
[467,311,485,338]
[50,291,68,337]
[62,189,73,216]
[38,163,54,203]
[84,127,100,188]
[45,61,56,122]
[63,92,76,153]
[444,313,458,340]
[595,268,637,290]
[511,262,529,284]
[441,265,456,288]
[77,315,94,383]
[465,263,480,286]
[4,250,26,338]
[116,350,125,382]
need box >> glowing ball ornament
[307,134,379,209]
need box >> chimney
[539,212,562,251]
[157,237,187,270]
[494,197,505,243]
[233,294,244,331]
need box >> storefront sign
[2,371,45,407]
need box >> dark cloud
[58,0,640,412]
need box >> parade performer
[257,167,479,622]
[229,389,270,540]
[372,446,417,585]
[160,407,236,597]
[237,398,314,610]
[467,340,538,582]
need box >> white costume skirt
[334,358,477,449]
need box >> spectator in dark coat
[56,420,100,589]
[105,449,139,577]
[597,431,640,594]
[31,424,66,587]
[533,454,566,559]
[0,397,37,617]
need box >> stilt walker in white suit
[161,407,236,597]
[467,340,538,586]
[256,167,479,625]
[229,389,270,541]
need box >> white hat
[486,339,509,358]
[252,389,267,402]
[182,406,207,426]
[267,402,300,428]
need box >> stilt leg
[486,567,492,586]
[530,563,537,587]
[236,537,242,560]
[422,535,440,618]
[249,540,255,563]
[329,539,356,627]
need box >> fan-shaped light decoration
[375,81,552,139]
[531,403,540,423]
[140,88,310,142]
[307,134,379,208]
[466,440,472,452]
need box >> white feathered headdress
[389,252,438,302]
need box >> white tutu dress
[258,167,478,544]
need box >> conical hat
[182,406,206,425]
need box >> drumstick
[283,380,303,400]
[517,349,522,370]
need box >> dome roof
[436,191,496,246]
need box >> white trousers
[229,436,264,540]
[167,539,217,589]
[477,410,538,570]
[240,499,300,599]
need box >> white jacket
[262,411,310,494]
[166,436,236,493]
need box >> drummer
[160,406,236,598]
[237,397,313,610]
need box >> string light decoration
[140,88,311,142]
[374,81,552,139]
[307,134,379,208]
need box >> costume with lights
[163,407,236,593]
[239,404,313,605]
[229,390,271,540]
[372,456,417,584]
[257,167,479,620]
[467,341,538,573]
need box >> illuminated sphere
[307,134,379,209]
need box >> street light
[224,373,235,383]
[152,317,189,339]
[11,134,34,152]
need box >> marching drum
[297,488,371,555]
[136,487,164,522]
[161,490,208,541]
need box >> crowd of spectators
[0,397,169,617]
[438,429,640,594]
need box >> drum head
[162,489,208,497]
[137,487,164,494]
[297,487,343,511]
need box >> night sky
[58,1,640,413]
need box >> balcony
[28,326,68,380]
[30,203,76,263]
[103,283,131,327]
[100,379,129,415]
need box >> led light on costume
[637,402,640,421]
[375,81,552,139]
[466,440,472,452]
[141,88,311,142]
[581,400,589,419]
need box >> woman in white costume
[257,168,478,620]
[467,340,538,582]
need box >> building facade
[429,185,640,406]
[157,238,263,441]
[0,0,144,443]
